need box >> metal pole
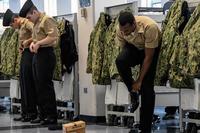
[73,13,79,117]
[179,89,184,132]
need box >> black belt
[38,47,53,52]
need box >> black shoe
[31,117,43,124]
[162,114,175,120]
[152,114,160,124]
[127,117,135,128]
[13,116,23,121]
[72,115,80,121]
[129,128,141,133]
[117,106,125,112]
[133,123,141,130]
[40,118,57,125]
[123,116,128,127]
[113,116,120,126]
[0,105,6,112]
[108,115,116,126]
[21,117,32,122]
[48,124,62,130]
[130,92,139,113]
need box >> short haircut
[118,11,135,26]
[11,14,19,23]
[28,5,38,14]
[12,14,19,19]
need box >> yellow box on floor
[63,121,86,133]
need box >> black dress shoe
[0,105,6,112]
[21,117,31,122]
[133,123,141,130]
[72,115,80,121]
[13,116,23,121]
[48,124,62,130]
[129,128,141,133]
[130,92,139,113]
[40,118,57,125]
[31,117,43,123]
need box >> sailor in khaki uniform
[3,9,37,122]
[19,0,58,125]
[115,12,161,133]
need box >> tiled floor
[0,97,181,133]
[0,111,180,133]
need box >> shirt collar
[35,13,45,25]
[137,22,144,33]
[19,18,26,29]
[130,22,144,36]
[39,13,45,22]
[20,18,26,24]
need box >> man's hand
[32,42,40,53]
[29,42,35,53]
[22,40,28,47]
[132,80,142,92]
[29,42,40,53]
[19,45,24,54]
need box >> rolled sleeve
[116,29,126,46]
[145,24,160,48]
[44,18,59,38]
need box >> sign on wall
[79,0,91,8]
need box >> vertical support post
[179,89,184,132]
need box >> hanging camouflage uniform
[54,37,62,81]
[167,3,199,88]
[107,17,121,79]
[5,30,19,77]
[86,12,111,84]
[100,17,115,84]
[169,35,193,88]
[0,28,14,66]
[86,13,105,74]
[0,28,16,76]
[155,0,188,86]
[14,36,21,77]
[52,20,64,81]
[182,4,200,76]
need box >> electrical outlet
[84,88,88,93]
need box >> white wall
[9,0,20,13]
[94,0,127,22]
[32,0,44,12]
[57,0,71,16]
[44,0,57,16]
[77,0,108,117]
[71,0,78,13]
[77,3,97,116]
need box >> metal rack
[0,80,10,97]
[179,78,200,132]
[53,13,79,117]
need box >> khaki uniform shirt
[19,18,33,48]
[116,16,161,49]
[32,13,58,47]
